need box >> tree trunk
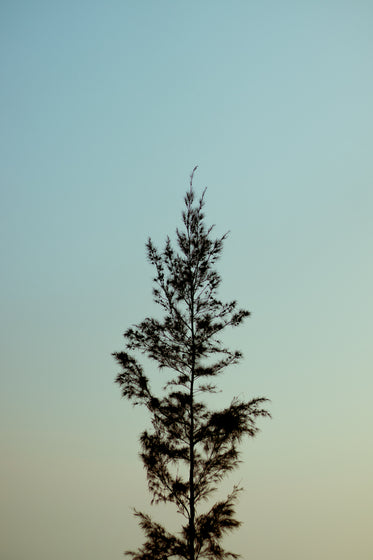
[189,278,195,560]
[189,373,195,560]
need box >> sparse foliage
[113,168,270,559]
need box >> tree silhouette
[113,168,270,559]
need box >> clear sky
[1,2,372,559]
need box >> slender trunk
[189,275,196,560]
[189,373,195,560]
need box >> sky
[1,1,372,559]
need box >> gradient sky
[1,2,372,559]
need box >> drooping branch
[125,511,188,560]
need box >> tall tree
[113,168,270,559]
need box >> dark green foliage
[113,168,270,559]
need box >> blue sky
[1,2,372,559]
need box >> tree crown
[113,168,270,560]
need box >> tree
[113,168,270,559]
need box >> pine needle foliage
[113,168,270,559]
